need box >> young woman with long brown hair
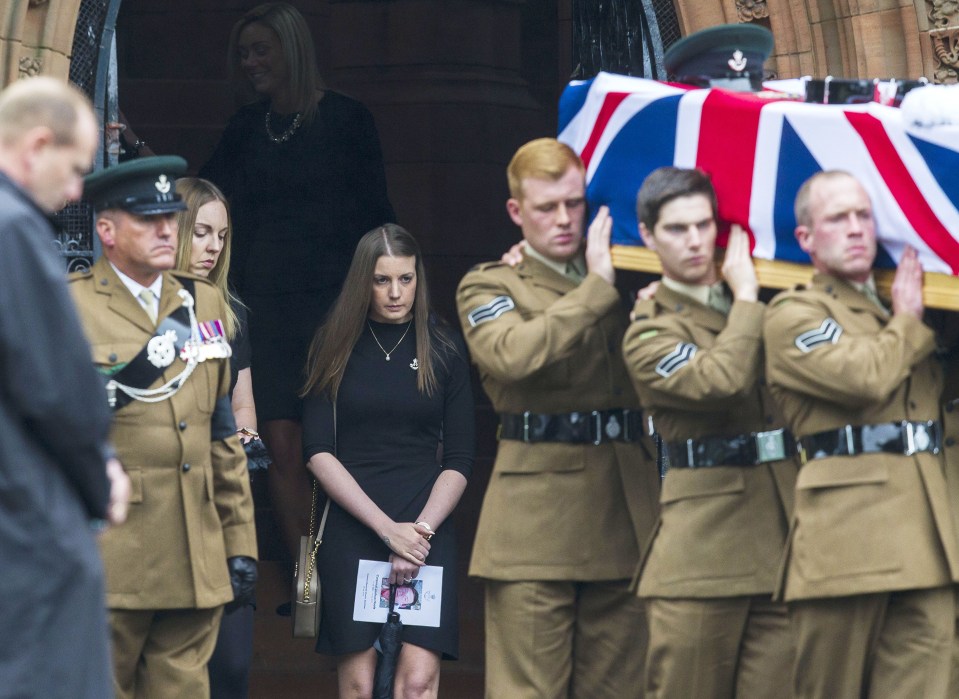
[302,224,474,698]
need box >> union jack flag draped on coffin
[557,71,959,276]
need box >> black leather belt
[498,409,644,444]
[665,428,795,468]
[799,420,941,463]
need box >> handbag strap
[307,398,336,547]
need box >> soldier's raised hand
[892,245,924,319]
[721,225,758,302]
[586,205,615,285]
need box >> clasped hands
[382,521,433,585]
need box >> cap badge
[728,50,747,73]
[155,174,171,194]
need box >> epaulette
[67,268,93,283]
[630,297,659,322]
[170,269,213,286]
[470,260,508,273]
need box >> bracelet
[236,427,259,439]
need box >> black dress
[301,320,475,658]
[201,92,395,420]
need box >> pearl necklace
[265,110,302,143]
[367,321,412,361]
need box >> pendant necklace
[368,321,412,361]
[265,110,302,143]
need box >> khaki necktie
[707,283,732,315]
[139,289,157,324]
[565,261,586,284]
[861,285,890,316]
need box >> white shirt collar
[110,262,163,301]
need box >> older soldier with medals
[455,138,660,697]
[69,156,258,699]
[764,170,959,697]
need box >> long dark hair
[302,224,454,400]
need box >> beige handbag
[293,481,330,638]
[293,402,336,638]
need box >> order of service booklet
[352,559,443,627]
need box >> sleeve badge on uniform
[795,318,842,353]
[467,295,515,327]
[655,342,698,378]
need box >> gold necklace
[265,110,302,143]
[367,321,412,361]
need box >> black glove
[227,556,258,610]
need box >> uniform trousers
[644,594,793,699]
[485,579,647,699]
[950,588,959,697]
[790,586,954,699]
[109,606,223,699]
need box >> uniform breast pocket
[91,342,147,417]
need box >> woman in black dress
[200,2,395,564]
[301,224,474,698]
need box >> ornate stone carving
[18,56,42,78]
[929,0,959,28]
[931,28,959,82]
[736,0,769,22]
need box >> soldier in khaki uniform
[941,347,959,696]
[622,167,797,698]
[69,157,258,699]
[763,170,959,698]
[456,138,660,698]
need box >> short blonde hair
[506,138,584,200]
[228,2,322,123]
[794,170,856,228]
[0,77,92,147]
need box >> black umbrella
[373,584,404,699]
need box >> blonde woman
[174,176,257,699]
[200,3,395,571]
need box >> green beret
[83,156,188,215]
[664,24,773,92]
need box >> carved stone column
[925,0,959,82]
[0,0,82,86]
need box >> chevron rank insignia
[655,342,698,378]
[468,295,515,327]
[795,318,843,353]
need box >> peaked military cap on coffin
[83,155,188,214]
[664,23,774,92]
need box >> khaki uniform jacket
[70,258,257,609]
[623,286,796,598]
[764,274,959,600]
[456,258,660,581]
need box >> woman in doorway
[302,224,474,698]
[200,2,395,575]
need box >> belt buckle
[621,409,631,442]
[903,420,935,455]
[755,429,786,463]
[523,411,530,443]
[686,438,696,468]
